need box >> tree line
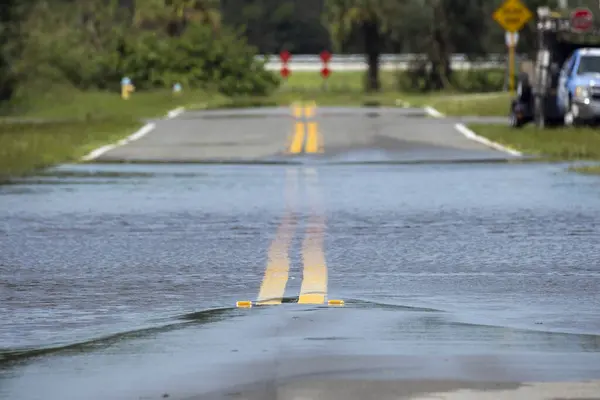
[0,0,561,106]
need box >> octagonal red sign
[571,8,594,32]
[320,51,331,63]
[279,50,291,63]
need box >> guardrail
[257,53,529,71]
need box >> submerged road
[1,104,599,400]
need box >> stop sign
[571,8,593,32]
[321,67,330,78]
[279,50,291,63]
[320,50,331,63]
[280,66,290,78]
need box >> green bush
[9,2,280,100]
[118,25,280,96]
[394,68,505,93]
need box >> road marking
[454,123,522,156]
[288,121,306,154]
[81,106,184,161]
[293,103,304,118]
[256,168,299,305]
[305,122,321,153]
[304,102,316,118]
[424,106,444,118]
[298,168,328,304]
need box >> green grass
[404,92,511,116]
[468,124,600,173]
[568,164,600,174]
[282,70,397,92]
[0,119,141,178]
[4,88,223,120]
[0,88,227,179]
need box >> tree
[323,0,401,91]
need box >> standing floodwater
[1,161,599,399]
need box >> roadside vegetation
[468,124,600,174]
[0,0,576,178]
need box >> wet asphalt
[1,105,600,400]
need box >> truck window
[577,55,600,74]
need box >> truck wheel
[564,98,580,127]
[509,108,523,128]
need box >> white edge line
[81,106,186,161]
[424,106,444,118]
[454,123,522,156]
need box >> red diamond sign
[321,67,330,78]
[280,66,290,78]
[571,8,593,32]
[320,50,331,63]
[279,50,291,63]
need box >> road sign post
[279,50,291,81]
[493,0,532,95]
[320,50,331,90]
[505,32,519,93]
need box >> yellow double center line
[236,102,342,309]
[298,167,327,304]
[255,168,298,305]
[255,167,328,305]
[288,102,323,154]
[237,168,342,308]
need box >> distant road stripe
[298,168,327,304]
[288,122,305,154]
[305,122,320,153]
[256,168,299,305]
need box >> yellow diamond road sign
[493,0,533,32]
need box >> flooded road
[1,106,600,399]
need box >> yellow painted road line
[288,122,305,154]
[304,102,316,118]
[305,122,320,153]
[293,103,303,118]
[256,168,299,305]
[298,168,328,304]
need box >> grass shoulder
[403,92,511,116]
[0,88,222,179]
[0,118,141,179]
[467,123,600,168]
[568,164,600,174]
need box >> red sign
[279,50,291,63]
[280,66,290,78]
[321,67,330,78]
[571,8,593,32]
[320,50,331,63]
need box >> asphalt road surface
[1,104,599,400]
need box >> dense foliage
[0,0,574,101]
[0,0,280,105]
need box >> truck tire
[564,97,582,127]
[509,108,524,128]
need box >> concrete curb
[81,107,186,162]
